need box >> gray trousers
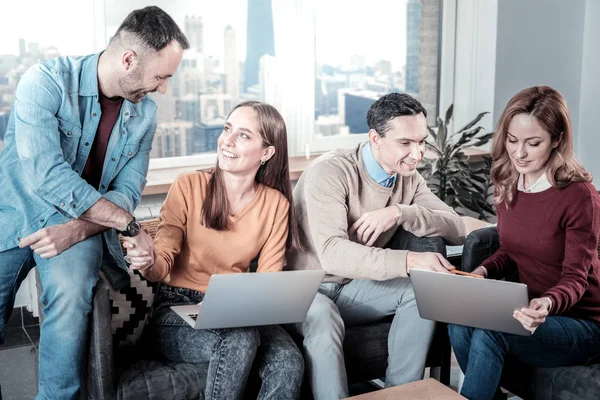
[291,278,435,399]
[291,230,443,400]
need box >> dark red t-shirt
[82,95,123,189]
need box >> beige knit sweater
[287,143,466,284]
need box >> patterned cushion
[106,218,161,347]
[107,268,158,347]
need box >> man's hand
[122,229,156,270]
[406,251,455,274]
[349,206,401,247]
[19,221,83,258]
[513,298,550,333]
[472,266,488,277]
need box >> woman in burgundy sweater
[449,86,600,400]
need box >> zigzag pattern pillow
[108,268,158,347]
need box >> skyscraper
[18,38,26,57]
[0,108,10,141]
[259,54,277,103]
[418,0,441,124]
[200,118,227,153]
[224,25,239,100]
[406,0,422,94]
[244,0,275,92]
[344,90,380,134]
[185,16,204,53]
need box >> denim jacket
[0,53,157,289]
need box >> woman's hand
[513,298,551,333]
[472,266,487,277]
[123,236,156,271]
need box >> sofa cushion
[502,359,600,400]
[107,269,158,348]
[116,360,208,400]
[533,363,600,400]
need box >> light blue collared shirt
[362,142,396,188]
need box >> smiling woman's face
[217,106,270,174]
[505,113,554,185]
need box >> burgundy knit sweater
[483,181,600,324]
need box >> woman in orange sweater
[123,101,304,400]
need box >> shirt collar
[518,173,552,193]
[362,142,396,187]
[79,52,102,97]
[80,52,141,119]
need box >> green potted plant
[418,104,495,220]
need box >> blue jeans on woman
[449,317,600,400]
[148,284,304,400]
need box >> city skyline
[1,0,410,71]
[0,0,432,158]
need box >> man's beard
[118,66,146,103]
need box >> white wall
[493,0,586,134]
[489,0,600,186]
[577,0,600,184]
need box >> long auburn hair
[202,101,302,251]
[491,86,591,205]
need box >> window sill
[143,147,490,196]
[143,154,324,195]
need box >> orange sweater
[141,171,290,292]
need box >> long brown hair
[491,86,591,204]
[202,101,302,251]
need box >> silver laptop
[171,270,325,329]
[410,269,532,336]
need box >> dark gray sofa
[461,226,600,400]
[80,225,452,399]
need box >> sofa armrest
[461,226,499,273]
[385,227,447,256]
[87,276,117,400]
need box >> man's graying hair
[111,6,190,53]
[367,93,427,137]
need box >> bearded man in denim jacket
[0,7,188,399]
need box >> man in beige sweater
[287,93,466,399]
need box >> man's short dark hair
[367,93,427,137]
[114,6,190,51]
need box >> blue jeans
[148,285,304,400]
[0,214,101,400]
[449,317,600,400]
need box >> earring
[261,160,266,166]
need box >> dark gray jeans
[148,285,304,400]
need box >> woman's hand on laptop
[513,298,550,333]
[406,251,455,274]
[472,266,488,277]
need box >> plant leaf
[456,112,489,134]
[444,104,454,127]
[427,126,438,142]
[436,117,446,149]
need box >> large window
[104,0,258,161]
[0,0,446,162]
[0,0,97,153]
[313,0,441,149]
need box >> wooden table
[345,379,465,399]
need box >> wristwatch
[119,217,141,237]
